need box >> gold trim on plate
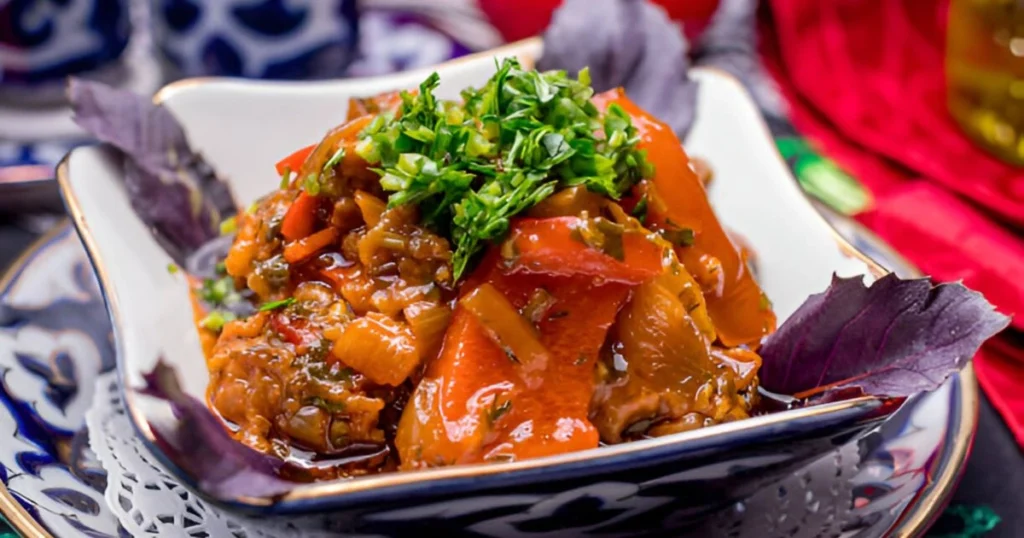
[892,364,979,537]
[0,223,68,538]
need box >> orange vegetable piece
[280,192,321,241]
[353,190,386,227]
[593,88,776,347]
[275,144,315,177]
[396,257,630,468]
[331,312,419,386]
[298,115,374,180]
[347,90,406,121]
[504,217,664,284]
[461,282,549,384]
[283,227,339,264]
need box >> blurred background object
[150,0,359,79]
[0,0,131,103]
[947,0,1024,166]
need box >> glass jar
[946,0,1024,166]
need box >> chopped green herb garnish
[659,227,695,247]
[199,276,242,307]
[570,217,626,261]
[632,195,648,224]
[259,297,295,312]
[358,58,652,279]
[166,263,179,274]
[200,310,236,332]
[487,399,512,425]
[215,261,227,275]
[302,173,321,196]
[280,167,291,189]
[219,216,237,235]
[323,147,346,173]
[304,396,347,414]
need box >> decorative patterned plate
[0,222,975,537]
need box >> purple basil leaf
[68,78,237,265]
[537,0,698,138]
[141,360,294,500]
[759,273,1010,397]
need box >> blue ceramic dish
[56,40,928,534]
[150,0,359,79]
[0,0,130,86]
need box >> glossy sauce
[594,89,776,347]
[197,86,777,479]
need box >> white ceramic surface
[59,39,883,507]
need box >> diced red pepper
[283,227,339,264]
[269,313,317,349]
[280,192,321,242]
[275,144,315,177]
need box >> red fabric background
[760,0,1024,445]
[477,0,721,42]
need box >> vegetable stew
[193,59,777,480]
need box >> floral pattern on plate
[0,224,118,537]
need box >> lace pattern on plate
[87,369,904,538]
[85,372,337,538]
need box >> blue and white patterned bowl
[0,0,130,87]
[151,0,359,79]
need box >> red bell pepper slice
[504,217,664,284]
[275,144,315,177]
[283,227,339,264]
[593,89,776,347]
[280,192,321,242]
[396,256,630,468]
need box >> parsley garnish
[659,227,695,247]
[258,297,295,312]
[302,173,321,196]
[280,167,291,189]
[357,59,652,279]
[219,216,237,235]
[304,396,347,414]
[199,310,236,332]
[199,276,240,306]
[632,195,648,224]
[487,399,512,425]
[324,147,346,173]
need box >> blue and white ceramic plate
[0,220,975,537]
